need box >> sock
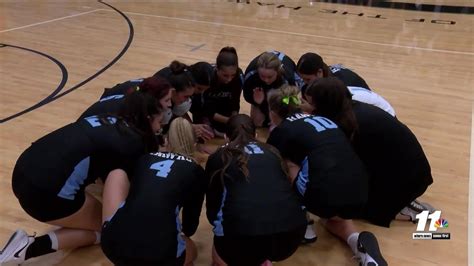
[346,232,360,255]
[94,231,101,244]
[48,232,59,250]
[25,234,55,260]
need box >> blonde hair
[257,52,283,74]
[267,84,301,119]
[168,118,196,157]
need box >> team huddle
[0,47,434,266]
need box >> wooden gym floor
[0,0,472,265]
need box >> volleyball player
[206,114,306,266]
[155,60,214,94]
[155,60,215,141]
[305,77,434,226]
[101,118,207,265]
[243,51,302,127]
[266,85,387,266]
[0,89,165,264]
[80,76,172,120]
[191,47,243,136]
[297,52,395,116]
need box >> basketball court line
[107,10,473,56]
[0,9,102,34]
[469,102,474,266]
[0,1,133,123]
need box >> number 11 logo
[415,211,448,231]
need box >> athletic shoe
[399,199,436,223]
[0,229,35,264]
[301,219,317,244]
[355,231,387,266]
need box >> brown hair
[216,46,238,69]
[167,60,196,92]
[118,89,164,152]
[305,77,358,139]
[213,114,288,182]
[296,52,331,77]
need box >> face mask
[161,108,173,125]
[172,98,192,116]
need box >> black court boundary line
[52,0,134,100]
[0,44,69,123]
[0,0,134,124]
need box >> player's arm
[286,159,301,184]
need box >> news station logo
[412,211,450,240]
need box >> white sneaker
[355,231,387,266]
[399,199,436,222]
[0,230,35,264]
[301,220,317,244]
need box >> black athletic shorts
[213,225,305,266]
[12,170,86,222]
[101,220,186,266]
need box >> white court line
[105,10,473,56]
[0,9,103,34]
[469,102,474,266]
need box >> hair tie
[282,95,300,105]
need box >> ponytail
[167,60,196,93]
[216,114,255,180]
[267,84,301,120]
[213,114,288,182]
[169,60,189,74]
[168,117,196,158]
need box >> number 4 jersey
[101,152,208,262]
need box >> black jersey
[79,95,125,119]
[101,152,207,262]
[191,68,243,131]
[330,64,370,90]
[267,113,368,219]
[206,142,306,237]
[206,68,243,117]
[101,78,143,99]
[352,102,433,226]
[13,115,145,198]
[79,79,143,119]
[301,64,370,95]
[189,92,207,124]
